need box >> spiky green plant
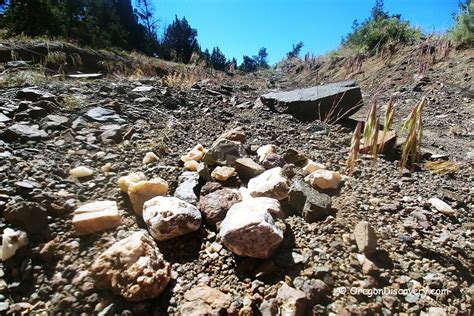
[380,97,394,152]
[363,99,378,146]
[400,97,426,170]
[346,121,362,175]
[371,118,380,163]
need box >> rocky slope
[0,43,472,315]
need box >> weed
[381,96,394,152]
[161,71,197,89]
[0,70,47,87]
[61,95,81,111]
[400,97,427,171]
[346,121,362,175]
[424,161,460,175]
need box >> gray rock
[262,153,286,169]
[259,299,278,316]
[71,117,88,130]
[143,196,202,241]
[16,88,55,102]
[301,279,330,306]
[67,73,103,80]
[85,107,123,123]
[43,114,69,130]
[99,125,122,144]
[203,139,246,166]
[1,124,48,142]
[234,158,265,179]
[277,283,308,316]
[248,167,290,201]
[132,85,154,92]
[5,60,29,68]
[4,201,48,234]
[174,172,200,204]
[260,80,363,122]
[288,179,332,222]
[197,163,212,181]
[0,113,11,123]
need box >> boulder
[143,196,202,241]
[128,178,169,215]
[203,139,246,166]
[117,172,146,193]
[260,80,363,122]
[220,197,284,259]
[72,201,121,235]
[288,180,332,222]
[0,228,28,261]
[4,202,48,234]
[180,284,231,315]
[277,283,308,316]
[198,187,241,226]
[234,158,265,179]
[90,231,171,301]
[354,221,377,256]
[211,166,235,182]
[305,169,341,190]
[174,172,200,204]
[248,167,290,200]
[1,124,48,142]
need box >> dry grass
[0,70,47,87]
[424,161,460,175]
[60,95,81,111]
[400,97,427,171]
[346,121,362,175]
[161,71,197,90]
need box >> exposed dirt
[0,43,472,315]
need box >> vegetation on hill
[450,0,474,46]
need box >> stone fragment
[277,283,308,316]
[283,149,307,165]
[69,166,94,178]
[0,113,11,123]
[90,231,171,301]
[220,197,284,258]
[428,197,456,216]
[257,144,277,163]
[262,153,286,169]
[4,202,48,234]
[184,160,199,171]
[248,167,290,200]
[203,139,246,166]
[288,179,332,222]
[302,159,326,175]
[85,107,123,123]
[1,124,48,142]
[235,158,265,179]
[180,284,231,315]
[181,144,206,162]
[198,187,242,226]
[43,114,69,130]
[301,279,330,306]
[99,126,122,144]
[354,221,377,256]
[132,85,154,92]
[211,166,235,182]
[142,152,158,164]
[143,196,202,241]
[214,127,246,144]
[360,130,397,154]
[260,80,363,121]
[305,169,341,190]
[0,228,28,261]
[72,201,121,235]
[16,88,55,101]
[128,178,169,215]
[117,172,146,193]
[197,162,212,181]
[174,172,200,204]
[259,299,279,316]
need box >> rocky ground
[0,43,472,315]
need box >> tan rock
[184,160,199,171]
[428,197,456,216]
[69,166,94,178]
[72,201,121,235]
[142,152,158,164]
[181,144,206,162]
[354,221,377,255]
[101,163,112,175]
[117,172,146,193]
[305,169,341,190]
[211,166,235,181]
[257,144,277,163]
[128,178,168,215]
[0,228,28,261]
[214,127,246,144]
[302,159,326,175]
[248,167,290,200]
[180,284,231,315]
[90,231,171,301]
[235,158,265,179]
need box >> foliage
[286,41,304,59]
[160,15,199,63]
[450,0,474,45]
[342,0,421,54]
[239,55,258,72]
[209,47,227,71]
[346,121,362,175]
[400,97,427,171]
[254,47,269,68]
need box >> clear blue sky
[153,0,460,64]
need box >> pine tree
[210,46,227,70]
[254,47,269,68]
[239,55,258,72]
[161,15,199,63]
[286,41,304,59]
[371,0,389,20]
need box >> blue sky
[153,0,460,64]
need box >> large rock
[261,80,363,121]
[4,202,48,234]
[174,172,200,204]
[16,88,55,102]
[72,201,121,235]
[43,114,69,131]
[198,187,241,226]
[143,196,202,241]
[85,106,123,123]
[305,169,341,190]
[220,197,284,259]
[90,231,171,301]
[202,139,246,166]
[180,284,231,315]
[354,221,377,256]
[248,167,290,200]
[128,178,168,215]
[235,158,265,179]
[1,124,48,142]
[288,180,332,222]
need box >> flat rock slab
[260,80,363,122]
[85,106,124,123]
[1,124,48,142]
[67,73,103,80]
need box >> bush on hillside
[343,0,421,54]
[450,0,474,46]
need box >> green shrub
[450,0,474,46]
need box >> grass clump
[400,97,427,171]
[0,70,47,87]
